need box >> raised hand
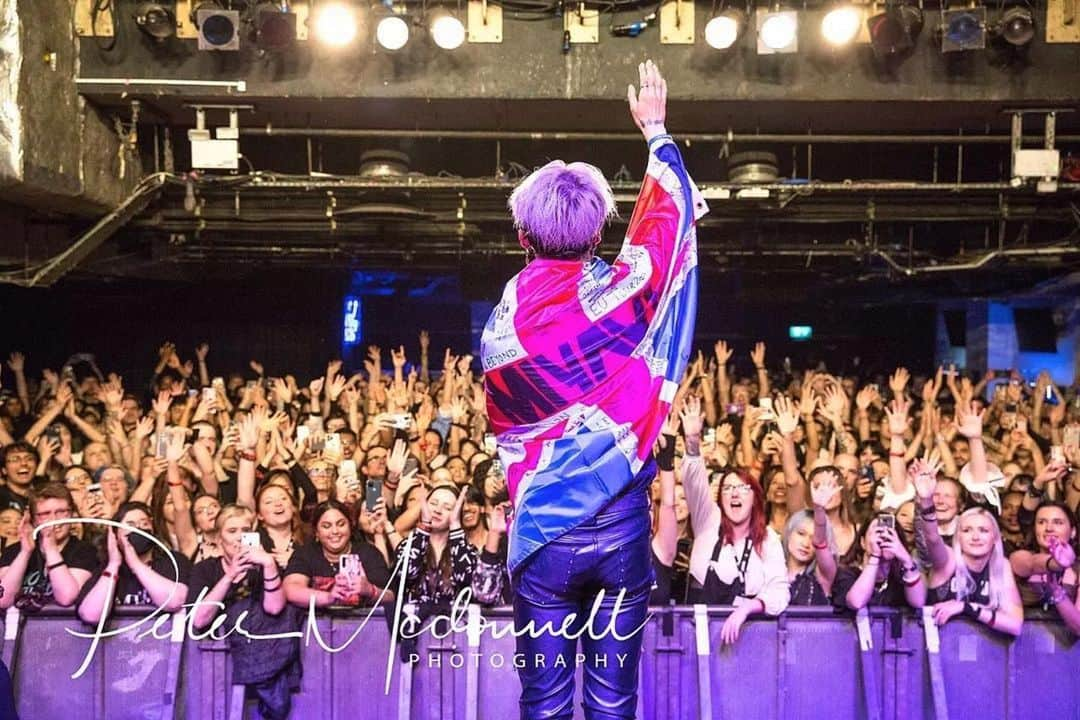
[627,59,667,140]
[714,340,733,366]
[750,342,766,370]
[811,469,842,509]
[680,395,703,437]
[488,503,510,535]
[884,398,911,438]
[6,352,24,373]
[1048,535,1077,570]
[774,395,800,437]
[448,487,469,531]
[309,377,325,398]
[271,377,293,405]
[387,439,408,477]
[391,346,407,369]
[326,375,347,402]
[134,415,155,440]
[908,458,938,500]
[889,367,911,398]
[195,343,209,362]
[419,330,430,352]
[164,429,189,463]
[249,360,265,377]
[955,401,984,440]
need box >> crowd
[0,338,1077,711]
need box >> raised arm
[775,394,807,512]
[911,457,952,579]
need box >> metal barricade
[2,605,1078,719]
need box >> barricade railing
[2,605,1075,719]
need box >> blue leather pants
[511,484,654,720]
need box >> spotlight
[313,2,358,47]
[757,8,798,53]
[376,14,410,50]
[430,11,465,49]
[196,6,240,50]
[705,9,745,49]
[997,5,1034,46]
[941,6,986,51]
[255,2,297,50]
[821,5,861,46]
[867,4,923,57]
[135,2,177,41]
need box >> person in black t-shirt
[283,500,393,609]
[0,483,98,611]
[185,504,286,631]
[77,502,192,625]
[832,514,925,611]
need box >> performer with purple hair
[482,60,706,719]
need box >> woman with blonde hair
[912,457,1023,635]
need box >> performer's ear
[517,229,531,251]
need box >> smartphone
[324,433,341,455]
[241,532,261,548]
[483,433,497,455]
[877,513,895,531]
[339,459,360,490]
[86,483,103,498]
[726,403,744,416]
[365,478,383,511]
[339,554,360,577]
[296,425,311,444]
[704,428,716,445]
[1051,445,1066,464]
[1004,403,1018,414]
[44,423,63,445]
[1065,425,1080,449]
[759,397,774,411]
[307,415,324,434]
[202,387,216,404]
[390,413,411,430]
[503,503,514,524]
[155,429,171,459]
[1016,417,1028,434]
[212,376,225,391]
[187,388,199,400]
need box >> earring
[524,245,536,265]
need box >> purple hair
[508,161,617,259]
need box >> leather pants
[512,484,653,720]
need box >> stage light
[255,2,297,50]
[430,11,465,49]
[997,5,1034,45]
[867,4,923,57]
[313,2,359,46]
[196,6,240,50]
[789,325,813,341]
[705,9,745,49]
[376,14,410,49]
[941,6,986,51]
[135,2,177,40]
[757,8,798,53]
[821,5,861,46]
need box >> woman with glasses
[0,483,98,611]
[682,399,789,643]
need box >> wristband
[655,434,677,472]
[889,451,906,458]
[239,450,257,462]
[101,569,116,579]
[263,574,280,584]
[168,481,185,487]
[902,573,922,587]
[46,561,67,572]
[263,581,282,592]
[812,540,829,550]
